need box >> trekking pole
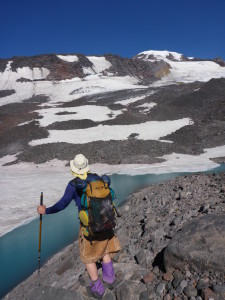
[38,192,43,286]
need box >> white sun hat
[70,154,89,174]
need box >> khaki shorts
[79,227,121,264]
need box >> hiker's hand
[37,205,46,215]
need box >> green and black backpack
[79,179,116,240]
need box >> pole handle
[38,192,43,252]
[40,192,43,206]
[39,192,43,222]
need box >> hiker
[37,154,121,299]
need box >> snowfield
[0,71,146,107]
[138,50,225,86]
[159,60,225,85]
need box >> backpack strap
[87,180,92,194]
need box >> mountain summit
[135,50,187,61]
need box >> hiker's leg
[102,253,111,263]
[102,254,115,287]
[86,263,105,297]
[86,262,98,281]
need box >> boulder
[27,286,84,300]
[115,280,145,300]
[201,287,219,300]
[135,249,154,268]
[164,214,225,274]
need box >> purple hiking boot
[89,278,105,299]
[102,261,115,289]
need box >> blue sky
[0,0,224,59]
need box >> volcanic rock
[164,214,225,274]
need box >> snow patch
[115,92,155,106]
[137,102,156,108]
[57,55,79,62]
[83,67,95,75]
[36,105,122,127]
[0,64,50,84]
[0,64,51,106]
[87,56,112,73]
[137,102,157,113]
[17,120,33,126]
[29,118,192,145]
[115,95,147,106]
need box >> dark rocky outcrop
[10,53,93,80]
[0,89,15,98]
[0,59,7,72]
[164,214,225,274]
[213,57,225,67]
[105,54,171,83]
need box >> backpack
[79,179,116,240]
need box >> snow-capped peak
[136,50,184,62]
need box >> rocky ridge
[5,171,225,300]
[0,53,170,83]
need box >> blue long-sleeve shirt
[45,173,110,215]
[46,181,82,214]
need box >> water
[0,165,225,298]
